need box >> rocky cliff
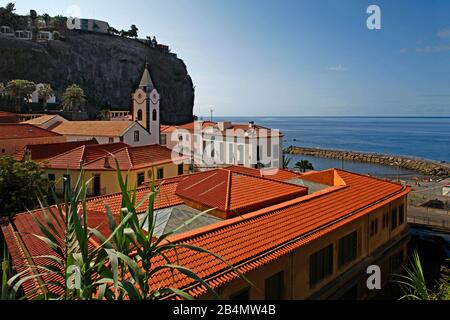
[0,30,194,125]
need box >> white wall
[29,83,56,104]
[122,123,154,146]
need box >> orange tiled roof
[160,121,282,137]
[83,144,185,171]
[51,121,135,137]
[13,139,98,161]
[224,165,301,182]
[176,169,308,216]
[1,168,411,299]
[86,180,184,214]
[43,143,128,169]
[0,124,62,140]
[0,111,21,124]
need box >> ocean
[214,117,450,176]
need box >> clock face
[150,93,160,105]
[135,91,146,104]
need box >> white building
[72,19,110,34]
[28,83,57,104]
[160,120,284,169]
[37,31,53,41]
[0,26,14,37]
[14,30,31,40]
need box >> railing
[408,216,450,229]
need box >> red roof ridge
[228,167,307,189]
[224,170,232,212]
[44,144,84,165]
[333,168,405,187]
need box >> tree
[283,156,292,169]
[41,13,51,27]
[295,160,314,173]
[120,29,129,37]
[0,157,49,217]
[395,250,450,300]
[128,24,138,38]
[52,15,67,30]
[0,3,15,21]
[52,30,61,40]
[61,84,85,113]
[29,9,38,41]
[37,84,54,110]
[97,109,110,120]
[108,27,120,35]
[6,79,36,112]
[0,83,5,97]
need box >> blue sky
[5,0,450,117]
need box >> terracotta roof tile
[225,165,301,182]
[0,112,21,124]
[51,121,135,137]
[13,139,98,161]
[83,144,183,171]
[176,168,308,216]
[0,124,62,140]
[44,142,128,169]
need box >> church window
[137,110,143,121]
[152,109,157,121]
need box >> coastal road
[408,205,450,230]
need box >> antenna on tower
[210,107,214,122]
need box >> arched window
[137,109,143,121]
[152,109,157,121]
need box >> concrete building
[160,120,284,169]
[0,167,411,300]
[28,83,57,104]
[0,123,66,156]
[0,25,14,37]
[71,18,110,34]
[14,30,31,40]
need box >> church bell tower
[132,63,160,145]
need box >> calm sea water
[214,117,450,176]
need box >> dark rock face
[0,30,194,125]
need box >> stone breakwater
[284,146,450,177]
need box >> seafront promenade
[285,146,450,176]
